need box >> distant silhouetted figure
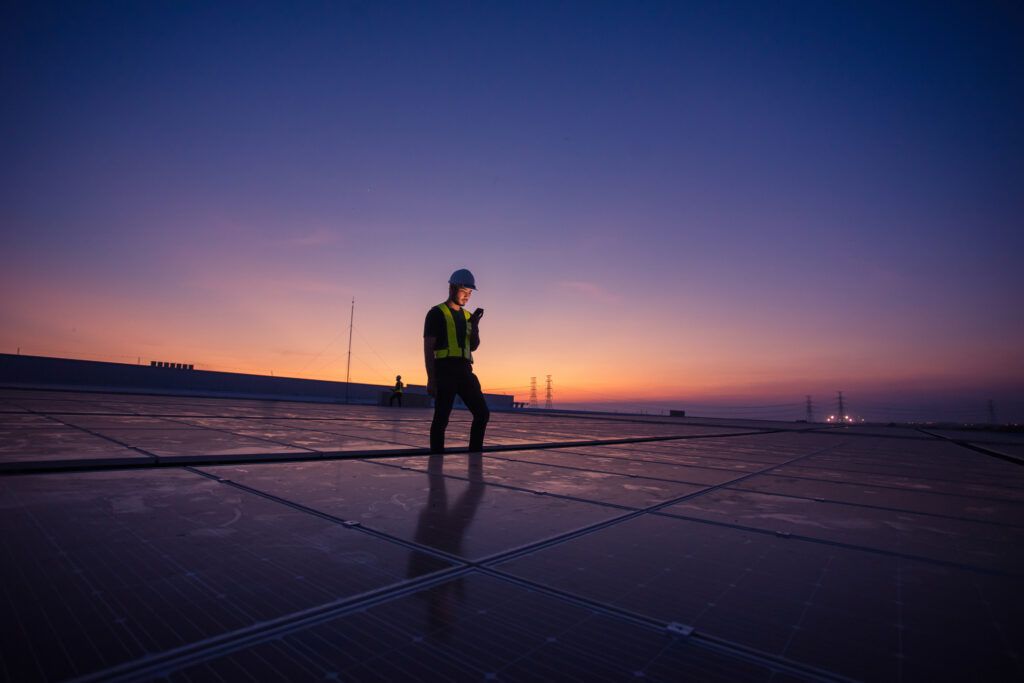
[389,375,404,407]
[423,268,488,453]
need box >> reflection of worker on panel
[389,375,404,407]
[407,454,486,634]
[423,268,488,453]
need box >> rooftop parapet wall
[0,353,514,409]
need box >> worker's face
[453,287,472,306]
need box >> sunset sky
[2,1,1022,420]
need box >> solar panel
[1,388,1021,682]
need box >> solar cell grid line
[556,444,800,474]
[786,448,1024,485]
[72,566,477,683]
[449,593,653,682]
[144,414,323,455]
[254,416,431,449]
[805,442,1022,480]
[362,456,650,511]
[20,409,161,460]
[2,465,466,681]
[770,457,1024,500]
[472,438,851,569]
[470,450,728,488]
[166,414,421,452]
[495,512,1023,681]
[919,427,1024,467]
[740,467,1024,506]
[3,489,162,679]
[559,434,842,467]
[895,560,906,683]
[716,484,1024,531]
[729,470,1024,515]
[775,553,834,663]
[152,572,810,683]
[324,416,770,450]
[651,505,1024,577]
[0,429,798,476]
[2,540,78,680]
[807,427,940,442]
[182,466,470,567]
[972,564,1019,666]
[476,563,860,682]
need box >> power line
[353,325,397,376]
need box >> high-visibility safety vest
[433,303,473,362]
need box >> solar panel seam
[186,458,648,577]
[182,466,469,567]
[256,417,435,448]
[67,566,477,683]
[19,408,161,460]
[0,431,802,476]
[67,563,850,683]
[919,428,1024,467]
[639,442,849,514]
[6,409,444,423]
[478,568,857,683]
[730,469,1024,505]
[775,461,1024,494]
[360,458,639,512]
[498,449,782,483]
[7,391,1022,681]
[807,426,944,442]
[648,509,1023,578]
[496,408,790,432]
[472,441,851,569]
[720,485,1024,530]
[152,414,322,454]
[495,454,733,487]
[190,415,425,450]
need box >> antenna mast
[345,297,354,403]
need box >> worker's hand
[427,380,436,397]
[470,308,484,324]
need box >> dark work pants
[389,392,402,407]
[431,361,489,453]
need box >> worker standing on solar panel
[389,375,404,407]
[423,268,488,453]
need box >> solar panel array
[1,388,1021,682]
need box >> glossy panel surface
[199,457,623,560]
[499,514,1023,682]
[0,468,450,682]
[168,574,796,683]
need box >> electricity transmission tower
[836,391,846,423]
[805,395,814,423]
[988,399,996,425]
[545,375,553,409]
[529,377,538,408]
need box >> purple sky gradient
[2,1,1022,421]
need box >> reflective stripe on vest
[434,303,473,361]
